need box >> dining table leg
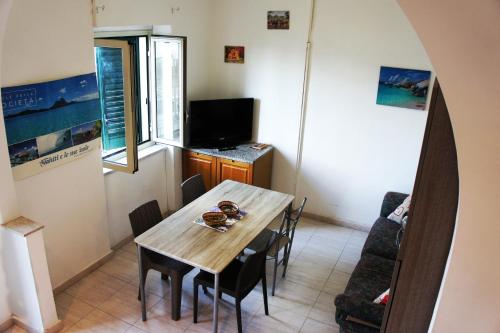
[137,245,147,321]
[212,273,220,333]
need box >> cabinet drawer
[182,151,217,190]
[217,158,253,185]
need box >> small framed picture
[267,11,290,30]
[224,46,245,64]
[376,66,432,110]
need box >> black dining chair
[246,197,307,295]
[193,235,272,333]
[181,174,207,206]
[129,200,193,321]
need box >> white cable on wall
[293,0,316,197]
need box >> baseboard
[303,212,371,232]
[0,317,14,332]
[111,235,134,251]
[9,316,63,333]
[52,250,114,295]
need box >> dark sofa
[334,192,409,333]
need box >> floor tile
[55,292,95,328]
[323,270,351,296]
[132,299,195,332]
[307,292,338,327]
[64,309,131,332]
[56,218,363,332]
[300,318,339,333]
[96,283,162,324]
[98,252,138,283]
[247,305,308,333]
[127,270,171,299]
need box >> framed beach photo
[376,66,431,110]
[224,46,245,64]
[268,11,290,29]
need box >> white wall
[296,0,433,228]
[0,0,16,323]
[396,1,500,332]
[1,0,111,288]
[104,149,168,247]
[0,233,11,323]
[208,0,431,228]
[208,0,311,195]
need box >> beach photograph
[71,120,102,146]
[8,139,39,167]
[376,66,431,110]
[1,73,101,145]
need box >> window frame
[149,35,187,148]
[94,30,187,173]
[94,38,138,173]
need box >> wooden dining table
[135,179,294,333]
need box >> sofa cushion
[335,253,395,327]
[380,192,409,218]
[362,217,401,260]
[388,195,411,223]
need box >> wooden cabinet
[182,146,273,190]
[217,158,253,185]
[182,151,217,190]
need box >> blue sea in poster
[2,73,100,145]
[1,73,102,167]
[4,99,100,144]
[376,66,431,110]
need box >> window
[94,34,186,173]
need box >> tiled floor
[23,218,368,333]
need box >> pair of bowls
[202,201,240,227]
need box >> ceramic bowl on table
[217,201,240,218]
[202,211,227,227]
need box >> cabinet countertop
[186,143,273,163]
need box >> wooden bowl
[202,211,227,227]
[217,201,240,218]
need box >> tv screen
[186,98,254,148]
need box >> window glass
[151,37,185,146]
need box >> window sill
[103,143,167,176]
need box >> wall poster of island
[1,73,102,180]
[376,66,431,110]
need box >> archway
[395,1,500,332]
[382,81,458,332]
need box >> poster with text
[1,73,102,180]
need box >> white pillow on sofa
[388,195,411,223]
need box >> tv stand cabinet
[182,144,273,190]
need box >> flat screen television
[186,98,254,148]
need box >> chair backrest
[129,200,163,237]
[277,197,308,242]
[235,234,272,295]
[181,174,206,206]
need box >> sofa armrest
[380,192,409,218]
[334,293,386,326]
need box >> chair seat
[194,259,244,296]
[246,229,290,256]
[145,248,193,274]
